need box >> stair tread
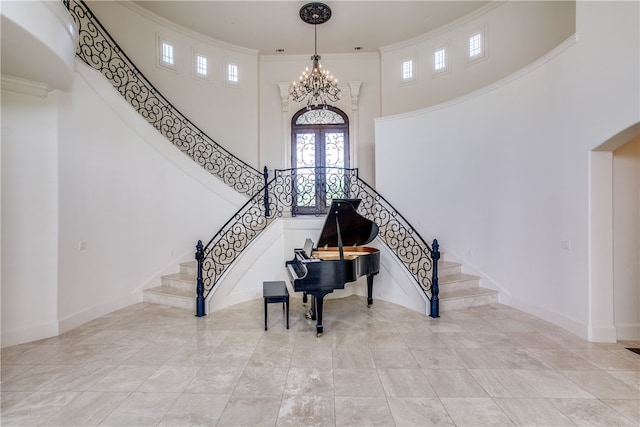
[144,286,194,299]
[162,272,196,282]
[439,260,461,269]
[439,272,479,283]
[439,286,498,300]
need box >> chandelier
[290,2,340,109]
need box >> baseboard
[1,321,60,348]
[500,294,589,341]
[615,323,640,341]
[57,293,142,335]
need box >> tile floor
[1,296,639,426]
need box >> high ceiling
[131,1,490,55]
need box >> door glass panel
[324,132,346,205]
[295,133,316,168]
[295,133,316,207]
[324,132,344,168]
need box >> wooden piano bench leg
[263,281,290,331]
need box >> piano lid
[317,199,379,248]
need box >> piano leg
[304,294,325,336]
[315,295,324,336]
[367,274,375,306]
[305,295,317,320]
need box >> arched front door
[291,107,350,215]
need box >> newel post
[263,166,271,217]
[429,239,440,318]
[195,240,206,317]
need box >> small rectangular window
[434,48,446,71]
[192,51,210,81]
[157,36,176,71]
[402,60,414,80]
[162,41,174,65]
[195,55,207,76]
[469,33,483,58]
[226,62,239,85]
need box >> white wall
[1,89,60,344]
[613,136,640,340]
[375,1,639,340]
[55,61,246,332]
[381,1,575,116]
[1,58,247,346]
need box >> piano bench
[263,281,289,331]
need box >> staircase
[143,261,198,311]
[143,258,498,314]
[438,260,499,311]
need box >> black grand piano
[285,199,380,336]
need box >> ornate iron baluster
[263,166,270,217]
[430,239,440,317]
[195,240,205,317]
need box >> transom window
[291,107,349,215]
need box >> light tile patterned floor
[1,296,638,426]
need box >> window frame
[192,49,210,81]
[466,27,488,65]
[157,36,177,71]
[431,44,450,76]
[400,56,417,84]
[224,60,240,86]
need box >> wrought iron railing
[196,167,440,317]
[63,0,263,196]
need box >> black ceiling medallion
[299,2,332,25]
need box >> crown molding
[1,75,50,98]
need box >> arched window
[291,106,350,215]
